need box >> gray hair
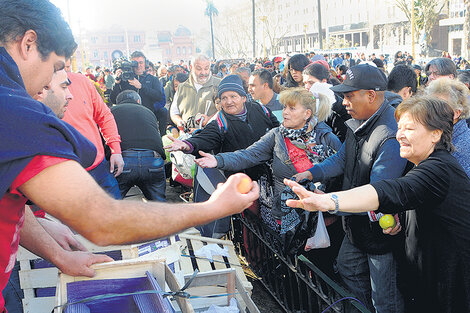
[157,66,167,76]
[235,67,251,76]
[116,90,141,105]
[424,58,457,79]
[457,70,470,87]
[425,78,470,120]
[190,54,210,66]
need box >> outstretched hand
[283,178,331,212]
[208,173,260,216]
[194,151,217,168]
[164,135,190,152]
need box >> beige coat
[171,74,221,122]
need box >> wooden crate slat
[22,296,56,313]
[187,238,213,273]
[19,267,58,289]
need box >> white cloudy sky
[50,0,232,35]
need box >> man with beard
[35,69,72,119]
[170,54,221,132]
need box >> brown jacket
[171,74,221,122]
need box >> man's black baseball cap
[330,64,388,93]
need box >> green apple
[379,214,396,229]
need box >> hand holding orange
[237,175,253,194]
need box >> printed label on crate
[137,238,171,256]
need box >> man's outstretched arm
[19,160,258,246]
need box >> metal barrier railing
[232,211,372,313]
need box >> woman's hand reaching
[293,170,313,182]
[194,151,218,168]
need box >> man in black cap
[295,64,406,313]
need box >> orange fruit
[237,176,252,194]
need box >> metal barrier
[233,210,372,313]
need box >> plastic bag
[304,211,330,251]
[195,244,229,262]
[169,132,196,179]
[279,178,318,255]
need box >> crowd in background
[66,50,470,313]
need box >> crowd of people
[1,1,470,313]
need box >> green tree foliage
[395,0,446,54]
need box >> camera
[113,58,138,82]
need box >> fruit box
[180,268,260,313]
[54,258,191,313]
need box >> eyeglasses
[426,71,440,77]
[289,68,301,73]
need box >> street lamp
[260,16,267,59]
[304,24,308,53]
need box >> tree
[395,0,446,56]
[258,14,290,56]
[205,0,219,59]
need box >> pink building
[77,29,146,69]
[158,26,195,64]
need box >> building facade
[75,28,146,70]
[157,26,195,64]
[214,0,458,59]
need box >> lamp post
[260,16,267,59]
[317,0,323,49]
[411,0,416,61]
[304,24,308,53]
[252,0,256,58]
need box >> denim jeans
[117,149,166,201]
[88,158,122,199]
[336,236,404,313]
[3,262,23,313]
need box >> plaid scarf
[280,121,335,165]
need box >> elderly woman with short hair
[284,95,470,313]
[425,78,470,176]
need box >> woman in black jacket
[285,96,470,313]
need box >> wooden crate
[16,234,176,313]
[182,268,260,313]
[55,258,191,313]
[16,228,253,313]
[175,234,253,293]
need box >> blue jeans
[3,262,23,313]
[336,236,404,313]
[117,149,166,202]
[88,159,122,199]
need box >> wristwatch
[328,194,339,214]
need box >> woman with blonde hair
[425,78,470,176]
[195,87,340,227]
[195,88,340,198]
